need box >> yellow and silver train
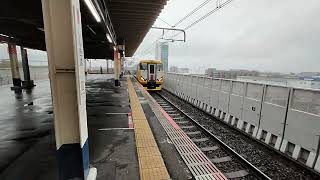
[136,60,164,91]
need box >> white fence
[164,73,320,171]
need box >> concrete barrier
[283,88,320,169]
[163,73,320,171]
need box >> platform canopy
[0,0,167,59]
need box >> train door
[148,64,156,81]
[140,62,148,81]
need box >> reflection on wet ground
[0,74,135,180]
[86,74,139,180]
[0,80,56,179]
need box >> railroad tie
[181,125,195,129]
[166,110,177,113]
[200,146,219,152]
[176,121,189,124]
[162,107,174,110]
[192,137,209,142]
[161,105,172,108]
[210,156,232,163]
[225,170,249,179]
[173,117,184,120]
[186,131,201,135]
[168,113,180,116]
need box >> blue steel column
[114,47,120,86]
[7,43,22,89]
[21,47,35,89]
[41,0,96,179]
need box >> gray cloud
[135,0,320,73]
[1,0,319,73]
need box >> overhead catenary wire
[137,0,214,56]
[142,0,236,56]
[172,0,214,27]
[158,17,173,27]
[184,0,234,31]
[137,0,235,57]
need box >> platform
[87,75,191,180]
[0,74,194,180]
[0,80,57,180]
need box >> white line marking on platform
[105,113,128,115]
[98,128,134,131]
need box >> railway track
[152,92,271,180]
[154,90,320,180]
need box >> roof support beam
[108,0,166,6]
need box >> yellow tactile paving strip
[127,78,171,180]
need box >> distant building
[296,72,320,81]
[179,68,190,74]
[205,68,218,77]
[169,66,190,74]
[205,68,259,79]
[259,71,289,78]
[155,42,169,73]
[297,72,320,77]
[169,66,178,73]
[237,76,320,90]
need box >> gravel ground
[157,90,319,180]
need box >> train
[136,60,164,91]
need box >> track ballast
[151,90,320,180]
[152,92,271,180]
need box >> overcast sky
[0,0,319,73]
[134,0,320,73]
[0,44,48,66]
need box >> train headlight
[140,76,146,81]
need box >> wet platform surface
[0,74,139,180]
[0,80,57,180]
[131,80,191,180]
[86,74,139,180]
[0,74,192,180]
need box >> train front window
[157,64,163,71]
[150,65,155,74]
[140,63,147,70]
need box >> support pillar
[21,47,35,89]
[8,43,22,90]
[120,56,124,78]
[106,59,109,73]
[42,0,96,179]
[114,48,120,86]
[85,59,87,75]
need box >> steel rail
[163,87,320,177]
[155,92,272,180]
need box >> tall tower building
[155,41,169,73]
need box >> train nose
[147,81,156,89]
